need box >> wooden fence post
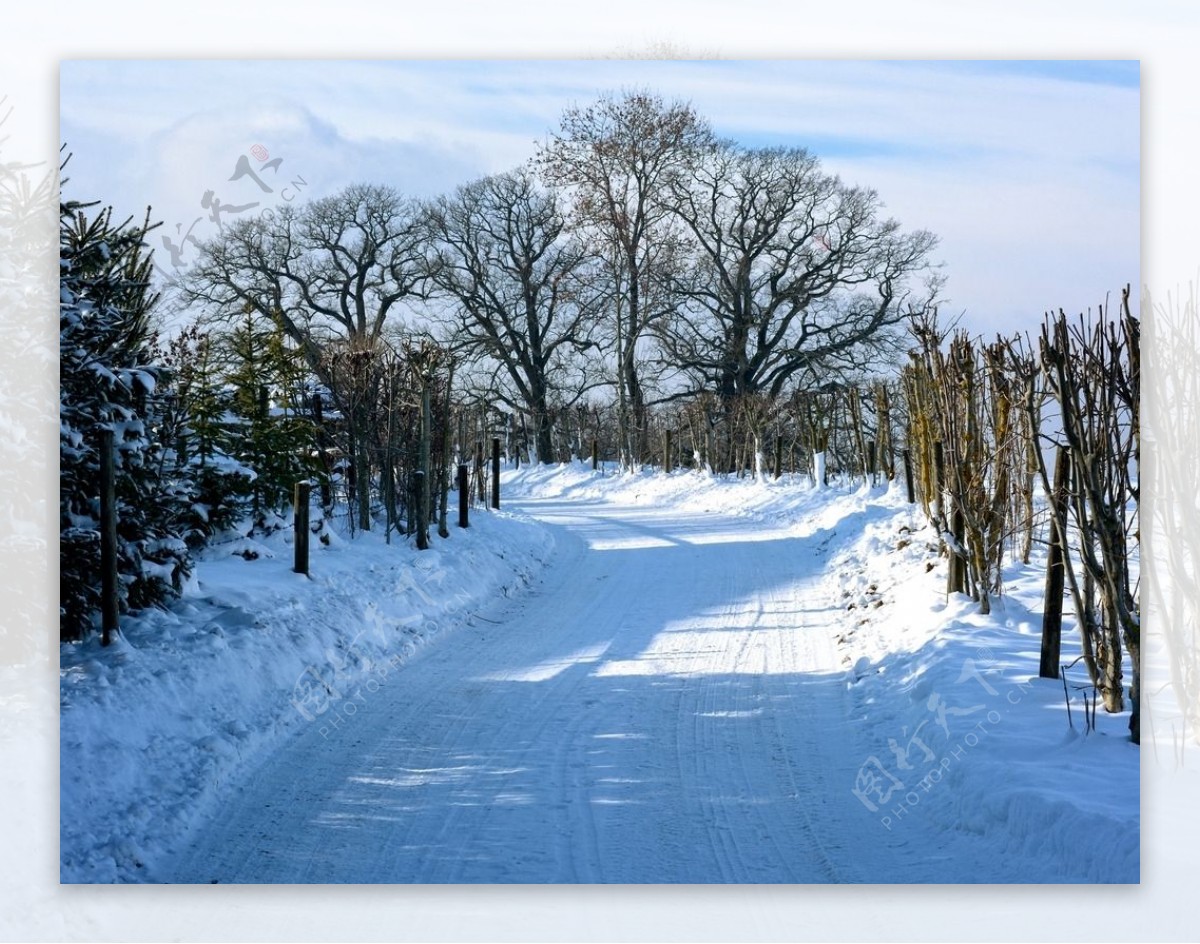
[99,428,119,646]
[1039,446,1071,679]
[491,437,501,510]
[415,471,429,550]
[294,480,311,576]
[457,463,469,529]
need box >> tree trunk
[416,380,431,550]
[626,358,646,466]
[438,369,454,539]
[874,383,894,479]
[1126,631,1140,744]
[813,450,826,489]
[354,444,370,533]
[354,406,372,533]
[533,393,555,464]
[752,428,765,482]
[615,294,632,470]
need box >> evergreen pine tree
[157,325,255,545]
[59,192,193,639]
[218,306,323,530]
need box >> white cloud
[59,59,1139,336]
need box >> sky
[58,59,1140,341]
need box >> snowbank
[818,489,1139,882]
[509,461,1139,882]
[60,505,552,882]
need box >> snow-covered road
[162,493,909,883]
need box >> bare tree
[652,143,936,477]
[179,184,428,530]
[660,144,939,405]
[536,90,715,467]
[426,170,600,463]
[907,322,1028,615]
[1035,294,1140,739]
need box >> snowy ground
[59,503,553,882]
[60,462,1139,884]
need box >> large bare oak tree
[426,169,600,463]
[659,144,939,405]
[536,90,715,467]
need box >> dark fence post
[415,471,429,550]
[1040,446,1071,679]
[491,437,501,510]
[457,463,469,529]
[99,428,119,646]
[902,448,915,504]
[294,480,311,576]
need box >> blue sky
[59,59,1140,337]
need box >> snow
[60,463,1138,883]
[60,503,553,883]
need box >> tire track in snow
[725,585,804,883]
[698,577,761,882]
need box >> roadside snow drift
[60,505,552,882]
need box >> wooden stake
[99,428,119,646]
[491,437,501,510]
[457,463,469,529]
[293,481,311,576]
[1039,446,1071,679]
